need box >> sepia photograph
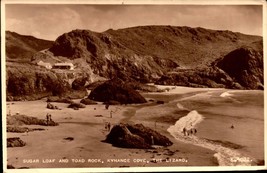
[1,0,266,172]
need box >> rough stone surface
[88,78,147,104]
[105,123,173,149]
[80,98,97,105]
[7,137,26,148]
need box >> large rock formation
[6,63,88,101]
[5,26,263,100]
[105,123,173,149]
[156,43,263,90]
[156,66,243,89]
[80,98,97,105]
[6,64,69,101]
[48,26,262,82]
[216,46,263,89]
[7,138,26,148]
[88,78,147,104]
[7,114,58,126]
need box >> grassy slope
[6,31,53,62]
[105,26,262,68]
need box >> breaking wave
[176,103,188,110]
[220,91,233,98]
[167,109,255,166]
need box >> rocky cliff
[6,62,88,101]
[156,43,263,90]
[88,78,147,104]
[216,46,263,89]
[5,26,264,101]
[48,26,262,82]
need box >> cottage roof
[54,63,74,66]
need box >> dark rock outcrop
[7,137,26,147]
[105,123,173,149]
[156,66,241,89]
[72,77,87,90]
[6,63,88,101]
[6,64,71,101]
[7,126,30,133]
[88,78,147,104]
[6,26,263,100]
[80,98,97,105]
[68,102,86,109]
[47,96,73,103]
[7,126,45,133]
[104,100,121,105]
[216,46,263,89]
[47,102,60,110]
[48,26,261,82]
[7,164,15,169]
[7,114,58,126]
[48,29,179,82]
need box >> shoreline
[164,87,263,166]
[167,110,257,166]
[5,86,264,168]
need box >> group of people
[182,127,197,136]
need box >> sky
[5,3,263,40]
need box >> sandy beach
[5,86,264,169]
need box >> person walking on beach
[190,128,194,135]
[46,113,49,126]
[193,128,197,135]
[151,135,154,145]
[107,122,111,131]
[183,127,187,136]
[110,110,113,118]
[187,129,192,136]
[49,114,52,122]
[104,122,107,130]
[105,103,109,110]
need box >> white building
[52,62,75,70]
[37,61,52,69]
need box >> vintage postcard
[2,0,266,172]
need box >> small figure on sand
[190,128,197,135]
[110,110,114,118]
[187,129,192,136]
[190,128,194,135]
[151,135,154,145]
[104,122,111,131]
[231,124,234,129]
[193,128,197,134]
[46,113,53,125]
[183,127,187,136]
[46,113,49,125]
[105,103,110,110]
[107,122,111,131]
[104,122,107,130]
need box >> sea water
[167,90,264,166]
